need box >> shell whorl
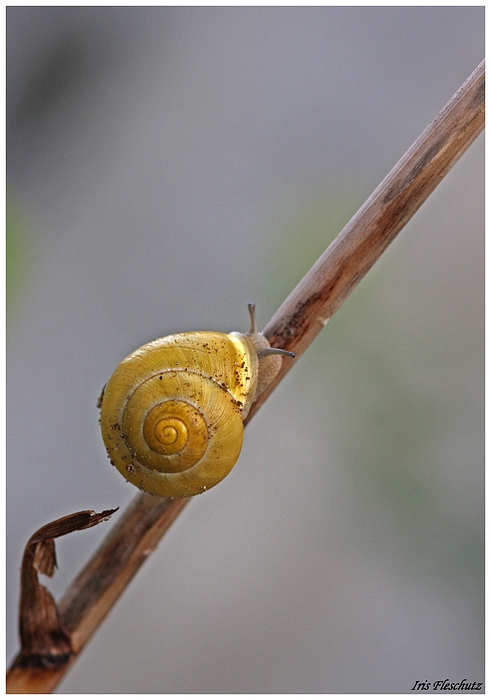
[99,332,258,498]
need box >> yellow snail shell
[99,304,294,498]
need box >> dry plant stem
[247,58,484,422]
[7,60,484,693]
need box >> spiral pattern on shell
[99,331,258,498]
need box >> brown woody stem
[6,59,484,694]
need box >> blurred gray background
[7,7,484,693]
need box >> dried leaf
[16,508,118,669]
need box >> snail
[98,304,295,498]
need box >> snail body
[99,305,294,498]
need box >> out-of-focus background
[7,7,484,693]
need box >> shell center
[155,419,185,447]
